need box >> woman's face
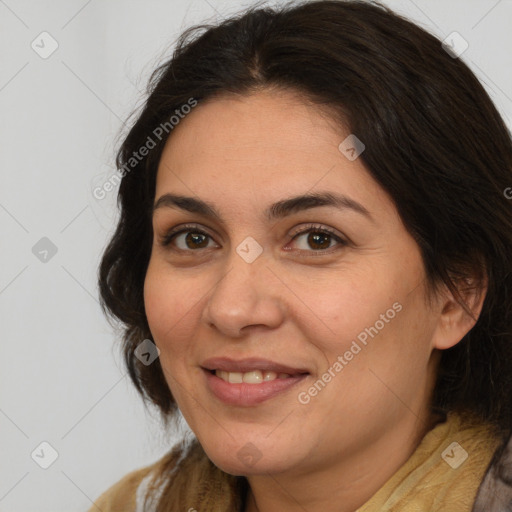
[144,89,445,476]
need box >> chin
[199,436,298,476]
[208,453,292,477]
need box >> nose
[201,249,286,338]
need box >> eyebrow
[153,192,374,223]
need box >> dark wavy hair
[98,0,512,442]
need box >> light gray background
[0,0,510,510]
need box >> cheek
[143,266,202,402]
[309,268,431,376]
[143,263,199,351]
[354,290,436,405]
[307,275,396,343]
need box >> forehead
[159,90,340,167]
[154,90,392,219]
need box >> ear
[431,274,488,351]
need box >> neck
[244,409,445,512]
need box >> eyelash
[159,223,347,255]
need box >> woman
[92,0,512,510]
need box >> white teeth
[228,372,243,384]
[215,369,291,384]
[243,371,262,384]
[217,370,229,382]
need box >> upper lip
[201,357,310,375]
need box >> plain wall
[1,0,510,510]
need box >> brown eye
[306,232,333,250]
[288,225,347,252]
[182,232,210,249]
[160,226,218,251]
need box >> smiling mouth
[201,357,310,405]
[203,367,309,406]
[210,369,301,384]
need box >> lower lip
[203,369,308,406]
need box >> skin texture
[143,89,485,512]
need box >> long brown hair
[98,1,512,507]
